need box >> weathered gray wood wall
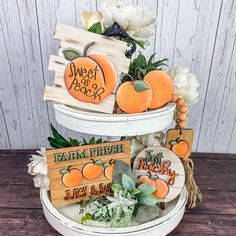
[0,0,235,153]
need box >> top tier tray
[54,103,176,137]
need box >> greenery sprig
[112,173,159,206]
[121,52,168,83]
[48,124,106,149]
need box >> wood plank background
[0,0,236,153]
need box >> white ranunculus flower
[106,191,137,212]
[168,66,200,107]
[81,11,105,33]
[136,132,165,148]
[130,132,165,159]
[32,174,49,190]
[101,1,156,44]
[28,147,49,190]
[130,138,145,160]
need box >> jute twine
[183,158,202,208]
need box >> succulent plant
[121,52,168,83]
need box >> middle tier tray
[53,103,176,136]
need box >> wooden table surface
[0,150,235,235]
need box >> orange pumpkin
[64,42,117,104]
[116,80,152,113]
[144,70,173,109]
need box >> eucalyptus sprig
[48,123,106,149]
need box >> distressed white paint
[0,0,236,153]
[40,186,187,235]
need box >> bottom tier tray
[40,186,187,236]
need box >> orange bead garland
[175,97,188,129]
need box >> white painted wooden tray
[53,103,176,136]
[40,186,187,236]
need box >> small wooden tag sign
[47,140,130,206]
[166,128,194,161]
[133,147,185,202]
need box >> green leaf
[131,188,141,195]
[69,137,81,146]
[59,169,69,175]
[95,160,103,165]
[135,39,145,49]
[103,162,110,168]
[112,183,123,192]
[47,137,65,149]
[148,53,156,66]
[96,138,103,143]
[132,203,139,217]
[50,124,71,145]
[80,213,93,224]
[63,48,81,61]
[88,22,103,34]
[139,193,159,205]
[82,138,88,145]
[135,205,160,223]
[48,137,72,148]
[112,160,136,185]
[133,80,150,92]
[122,173,136,191]
[152,58,168,68]
[135,53,147,69]
[150,175,158,181]
[89,137,96,144]
[138,183,156,194]
[169,140,177,146]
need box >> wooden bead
[179,113,187,121]
[172,94,178,102]
[178,121,186,128]
[176,98,185,107]
[180,106,188,114]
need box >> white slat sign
[44,23,130,114]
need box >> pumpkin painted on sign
[63,42,117,104]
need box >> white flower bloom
[130,138,145,160]
[136,132,165,148]
[81,11,105,33]
[101,1,156,44]
[106,191,137,212]
[28,147,49,190]
[32,174,49,190]
[168,66,200,107]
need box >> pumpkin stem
[137,69,143,80]
[83,42,95,57]
[122,73,134,83]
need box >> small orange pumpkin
[144,70,173,109]
[116,78,152,113]
[64,42,117,104]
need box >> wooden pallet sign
[47,140,131,206]
[44,24,130,114]
[133,147,185,202]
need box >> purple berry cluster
[103,22,136,58]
